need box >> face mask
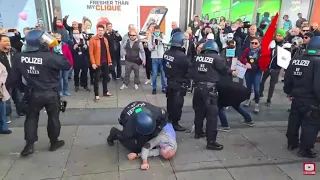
[194,22,199,26]
[310,27,314,31]
[73,34,80,39]
[260,24,267,29]
[3,32,15,37]
[58,40,61,44]
[57,24,64,29]
[231,28,237,31]
[154,32,160,37]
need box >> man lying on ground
[127,123,177,170]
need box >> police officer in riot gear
[163,32,190,131]
[11,30,71,157]
[107,101,168,153]
[189,40,237,150]
[284,36,320,158]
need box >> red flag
[258,13,279,72]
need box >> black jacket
[104,31,122,59]
[12,49,71,90]
[71,38,89,69]
[217,80,250,107]
[185,40,197,62]
[189,51,232,83]
[118,101,168,140]
[268,41,290,70]
[9,33,23,52]
[284,54,320,103]
[0,48,17,89]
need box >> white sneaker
[120,84,128,90]
[134,84,139,90]
[144,79,151,85]
[218,126,231,132]
[7,120,11,124]
[244,100,251,107]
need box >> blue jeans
[152,58,166,90]
[218,104,252,127]
[68,68,73,79]
[245,71,262,103]
[0,101,9,132]
[59,70,69,92]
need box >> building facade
[200,0,315,28]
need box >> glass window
[231,0,255,23]
[202,0,231,23]
[256,0,281,32]
[280,0,312,30]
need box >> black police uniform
[107,101,168,153]
[284,53,320,158]
[163,47,189,131]
[190,50,233,150]
[11,49,71,155]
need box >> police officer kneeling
[107,101,168,153]
[284,36,320,158]
[163,32,190,131]
[189,40,237,150]
[11,30,71,157]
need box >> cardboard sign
[235,61,247,79]
[277,46,291,69]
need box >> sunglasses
[302,30,309,32]
[303,36,309,39]
[129,34,136,37]
[251,42,259,45]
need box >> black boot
[173,123,186,132]
[107,127,118,146]
[84,87,91,92]
[194,131,206,139]
[206,141,223,150]
[21,143,34,157]
[49,140,65,151]
[297,149,318,158]
[287,144,299,151]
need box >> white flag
[277,46,291,69]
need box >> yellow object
[250,59,254,63]
[48,38,58,47]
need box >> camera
[60,100,67,112]
[243,22,251,29]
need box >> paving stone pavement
[1,123,320,180]
[59,66,290,109]
[2,66,320,179]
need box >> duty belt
[167,79,188,88]
[195,82,216,87]
[310,105,320,111]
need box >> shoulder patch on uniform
[143,142,151,149]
